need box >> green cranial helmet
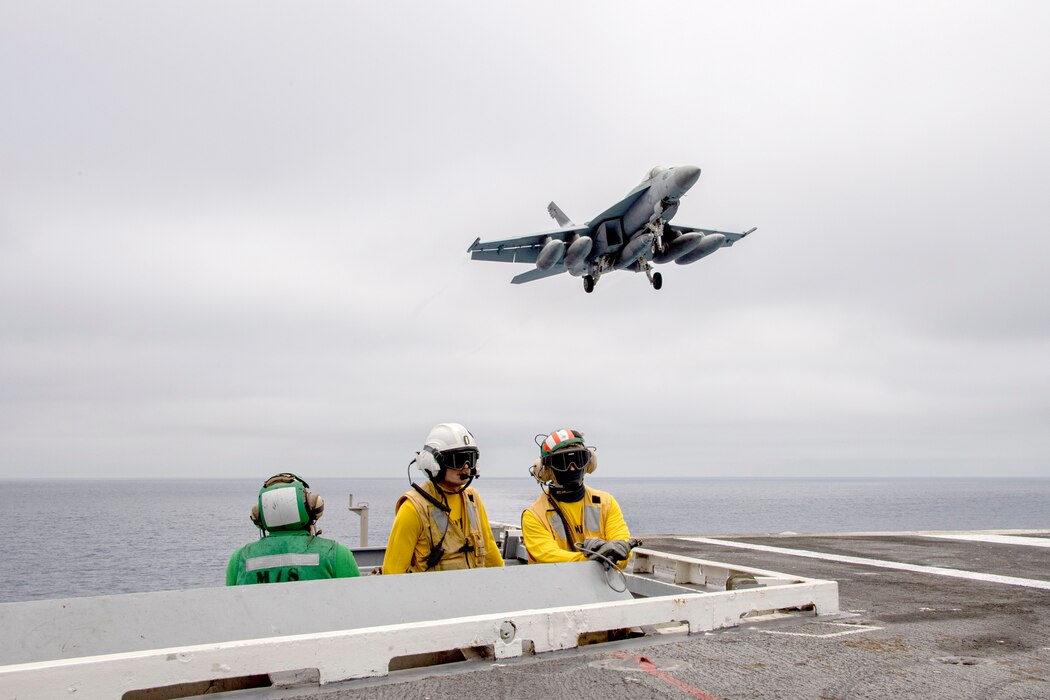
[250,473,324,532]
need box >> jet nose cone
[674,165,701,191]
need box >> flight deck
[272,530,1050,700]
[2,530,1047,699]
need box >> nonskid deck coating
[259,530,1050,700]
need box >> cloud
[2,2,1048,478]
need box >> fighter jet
[466,165,756,293]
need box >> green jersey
[226,530,360,585]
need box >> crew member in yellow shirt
[521,428,633,567]
[382,423,504,574]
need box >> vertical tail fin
[547,201,573,227]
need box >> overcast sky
[2,2,1048,479]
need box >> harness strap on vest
[425,533,447,570]
[412,482,451,513]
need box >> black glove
[580,537,606,559]
[597,539,632,563]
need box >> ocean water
[1,477,1047,604]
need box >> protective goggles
[439,448,479,472]
[543,448,591,472]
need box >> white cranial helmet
[416,422,478,479]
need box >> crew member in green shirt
[226,473,359,585]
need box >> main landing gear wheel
[640,259,662,291]
[583,276,595,294]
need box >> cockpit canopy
[643,166,668,183]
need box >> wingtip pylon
[466,236,481,253]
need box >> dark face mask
[550,466,585,501]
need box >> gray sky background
[2,2,1048,479]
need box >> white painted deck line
[682,537,1050,591]
[923,534,1050,548]
[761,622,884,639]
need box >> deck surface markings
[923,533,1050,548]
[761,622,884,639]
[682,537,1050,590]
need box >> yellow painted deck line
[682,537,1050,591]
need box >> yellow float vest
[525,486,612,561]
[396,482,487,572]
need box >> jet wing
[585,185,651,224]
[669,225,757,247]
[511,263,568,285]
[467,225,589,264]
[468,186,652,264]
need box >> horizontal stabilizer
[511,265,567,284]
[472,247,540,264]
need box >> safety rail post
[347,494,370,547]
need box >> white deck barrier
[0,545,838,699]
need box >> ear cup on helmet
[416,449,441,479]
[585,447,597,474]
[530,457,553,483]
[250,504,262,528]
[305,491,324,521]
